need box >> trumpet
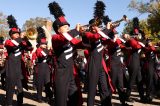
[111,15,128,28]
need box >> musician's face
[11,33,20,39]
[90,26,97,33]
[123,34,130,40]
[58,25,70,33]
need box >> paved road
[0,77,160,106]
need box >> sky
[0,0,149,34]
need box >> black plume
[48,1,65,19]
[103,15,111,25]
[7,15,18,28]
[94,0,106,19]
[133,17,139,29]
[36,27,46,43]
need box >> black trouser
[127,66,144,99]
[6,77,23,105]
[37,82,53,100]
[142,60,155,97]
[55,65,78,106]
[126,53,144,99]
[111,61,126,104]
[87,67,111,106]
[1,72,5,87]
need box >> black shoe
[126,98,134,103]
[37,99,45,103]
[17,92,23,105]
[140,96,147,103]
[146,96,153,103]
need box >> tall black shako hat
[89,0,106,26]
[48,1,70,34]
[36,27,47,46]
[103,15,111,25]
[7,15,21,36]
[130,17,145,39]
[133,17,139,35]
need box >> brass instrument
[111,15,128,28]
[26,27,37,40]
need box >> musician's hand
[15,37,22,44]
[75,23,81,32]
[107,22,112,29]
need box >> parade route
[0,77,160,106]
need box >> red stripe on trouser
[102,58,115,93]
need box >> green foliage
[124,0,160,43]
[0,12,9,38]
[22,17,48,30]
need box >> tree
[128,0,160,35]
[123,18,151,38]
[22,17,49,30]
[0,12,9,39]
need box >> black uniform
[35,47,52,101]
[105,37,127,105]
[84,32,111,106]
[52,32,81,106]
[125,38,145,101]
[5,38,32,105]
[142,44,156,102]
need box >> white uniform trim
[138,42,145,47]
[62,33,73,41]
[43,59,47,63]
[98,31,110,39]
[41,51,47,56]
[11,40,19,46]
[118,38,126,43]
[14,52,21,57]
[64,47,73,53]
[65,53,73,60]
[97,45,104,52]
[97,43,102,48]
[138,49,141,53]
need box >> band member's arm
[36,48,47,58]
[5,39,19,51]
[84,32,101,40]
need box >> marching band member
[102,19,129,105]
[84,20,113,106]
[141,39,158,103]
[122,32,145,102]
[5,15,32,106]
[83,1,115,104]
[35,27,53,103]
[48,1,82,106]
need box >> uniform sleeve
[84,32,101,40]
[116,39,125,49]
[52,34,67,50]
[69,29,80,38]
[5,39,19,51]
[20,40,33,51]
[36,48,46,58]
[129,39,141,49]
